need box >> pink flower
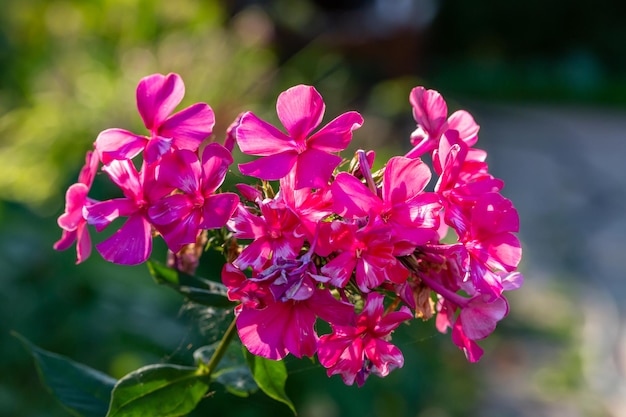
[54,150,99,264]
[228,198,305,272]
[406,87,479,159]
[223,262,353,360]
[235,85,363,189]
[317,292,412,386]
[148,144,239,253]
[84,160,162,265]
[95,73,215,164]
[319,221,409,292]
[331,156,442,252]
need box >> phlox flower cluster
[55,74,523,387]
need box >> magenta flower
[54,150,100,264]
[235,85,363,189]
[223,260,354,360]
[228,198,305,272]
[84,160,162,265]
[317,292,412,386]
[406,87,479,159]
[331,156,442,252]
[148,144,239,253]
[95,73,215,164]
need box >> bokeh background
[2,1,626,416]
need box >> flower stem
[204,315,238,377]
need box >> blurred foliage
[0,0,606,416]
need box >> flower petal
[200,143,233,193]
[200,193,239,229]
[236,111,295,155]
[276,85,325,140]
[95,128,147,164]
[331,172,381,218]
[136,73,184,131]
[238,151,297,181]
[95,214,152,265]
[159,103,215,151]
[293,147,341,189]
[308,111,363,152]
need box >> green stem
[203,315,238,377]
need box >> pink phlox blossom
[148,144,239,253]
[54,150,100,264]
[95,73,215,164]
[444,192,521,300]
[317,292,412,386]
[406,87,479,159]
[331,156,442,253]
[278,171,334,240]
[235,84,363,189]
[223,261,354,360]
[228,197,305,272]
[84,159,164,265]
[320,221,409,292]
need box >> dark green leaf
[244,348,296,415]
[107,364,209,417]
[147,260,233,308]
[194,342,258,397]
[13,331,116,417]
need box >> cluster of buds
[55,73,522,387]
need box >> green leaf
[13,331,116,417]
[107,364,210,417]
[244,348,296,415]
[194,342,258,397]
[147,260,233,308]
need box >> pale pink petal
[308,111,363,152]
[95,128,147,164]
[236,112,295,155]
[460,296,508,340]
[200,193,239,229]
[276,85,325,140]
[293,147,341,189]
[409,87,448,138]
[331,172,381,218]
[500,271,524,291]
[160,103,215,150]
[448,110,479,147]
[95,214,152,265]
[238,151,297,181]
[136,73,184,131]
[58,183,89,231]
[200,143,233,193]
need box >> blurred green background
[2,1,626,416]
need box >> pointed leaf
[147,260,233,308]
[244,348,296,415]
[107,364,209,417]
[13,332,116,417]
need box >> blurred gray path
[469,103,626,417]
